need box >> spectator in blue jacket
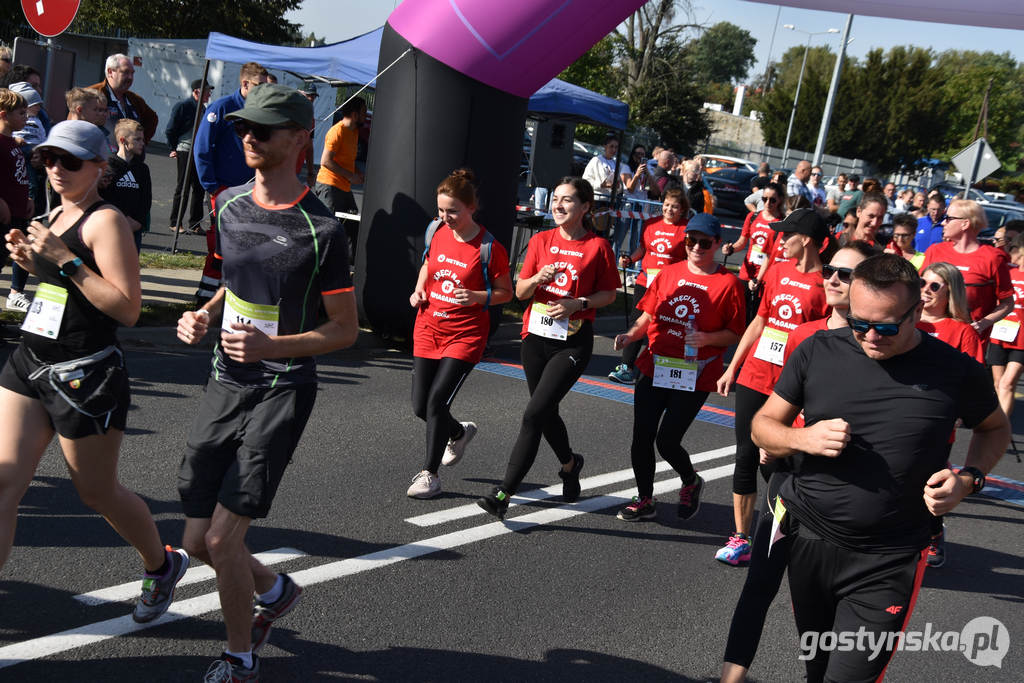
[915,194,947,253]
[191,62,268,303]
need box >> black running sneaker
[252,573,303,652]
[477,487,510,520]
[677,475,705,520]
[558,454,585,502]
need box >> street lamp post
[780,25,839,168]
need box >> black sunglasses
[893,232,914,239]
[685,235,715,250]
[822,264,853,283]
[846,301,918,336]
[232,120,300,142]
[40,150,85,172]
[921,280,943,293]
[764,196,779,204]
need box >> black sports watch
[957,466,986,494]
[59,257,83,278]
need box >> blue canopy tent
[202,28,628,129]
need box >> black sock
[148,552,170,576]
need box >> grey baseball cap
[226,83,312,128]
[8,81,42,108]
[37,120,109,161]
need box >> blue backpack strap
[480,230,494,307]
[422,218,443,263]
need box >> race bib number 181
[652,354,697,391]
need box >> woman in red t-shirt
[477,177,620,519]
[713,208,831,566]
[609,187,689,384]
[918,262,984,362]
[724,183,785,324]
[612,213,745,522]
[984,234,1024,419]
[920,199,1013,340]
[407,169,512,499]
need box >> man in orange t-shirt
[314,97,366,253]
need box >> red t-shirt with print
[635,261,746,391]
[737,261,828,395]
[636,217,688,288]
[413,224,510,363]
[519,228,620,339]
[739,210,780,281]
[986,264,1024,351]
[916,318,984,362]
[921,242,1012,335]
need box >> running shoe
[607,364,636,384]
[677,475,705,520]
[441,421,477,466]
[477,487,510,520]
[5,292,29,312]
[715,534,752,566]
[132,546,190,623]
[204,652,259,682]
[926,529,946,568]
[252,573,303,652]
[617,495,656,521]
[406,470,441,499]
[558,453,585,502]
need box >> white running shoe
[6,292,30,312]
[407,470,441,498]
[442,422,477,466]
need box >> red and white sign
[21,0,81,38]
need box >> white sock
[225,649,253,669]
[257,574,284,604]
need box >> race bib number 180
[753,327,788,366]
[223,289,279,336]
[528,301,569,340]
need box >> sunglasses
[893,233,914,239]
[921,280,943,293]
[811,172,822,176]
[232,120,300,142]
[685,235,715,250]
[846,301,918,336]
[764,196,779,204]
[40,150,85,171]
[822,264,853,283]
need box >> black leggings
[500,323,593,494]
[620,284,647,368]
[411,356,475,473]
[723,472,792,668]
[732,383,771,496]
[631,374,708,499]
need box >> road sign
[951,137,1001,184]
[20,0,81,38]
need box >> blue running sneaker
[715,534,752,566]
[607,364,636,384]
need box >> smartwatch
[578,297,589,311]
[957,466,985,494]
[60,257,83,277]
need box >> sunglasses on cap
[232,120,301,142]
[846,301,918,336]
[921,280,943,293]
[685,235,715,250]
[40,150,85,172]
[822,264,853,283]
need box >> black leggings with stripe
[412,356,474,473]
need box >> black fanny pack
[27,345,125,419]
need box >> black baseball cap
[190,79,212,91]
[226,83,312,128]
[772,208,829,243]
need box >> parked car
[930,182,989,204]
[706,167,758,217]
[702,154,757,174]
[980,205,1024,240]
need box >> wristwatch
[957,466,986,494]
[578,297,589,311]
[59,257,83,277]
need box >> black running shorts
[986,342,1024,367]
[177,378,317,519]
[0,344,129,439]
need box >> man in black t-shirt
[751,254,1008,683]
[174,83,358,681]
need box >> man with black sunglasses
[750,254,1008,682]
[175,83,359,681]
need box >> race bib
[21,283,68,339]
[646,268,661,283]
[750,245,766,266]
[528,301,568,340]
[652,354,697,392]
[991,318,1020,343]
[223,289,279,336]
[753,327,788,366]
[768,494,787,557]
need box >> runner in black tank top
[0,120,189,624]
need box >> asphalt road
[0,322,1020,682]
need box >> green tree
[759,45,835,153]
[66,0,303,44]
[684,21,756,84]
[558,36,620,98]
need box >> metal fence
[703,139,872,178]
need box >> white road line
[405,445,737,527]
[73,547,308,606]
[0,462,734,669]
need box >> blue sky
[286,0,1024,83]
